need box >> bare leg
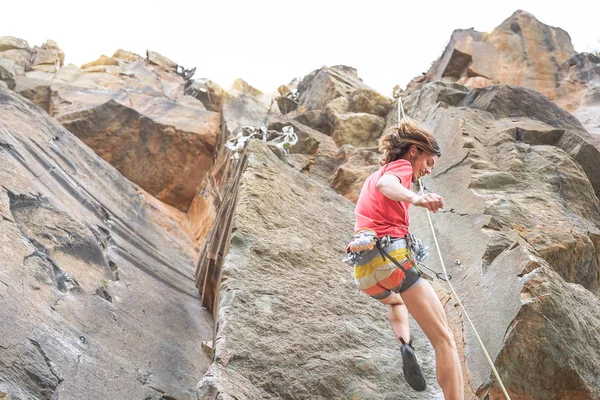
[379,293,410,345]
[400,279,464,400]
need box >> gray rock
[0,36,30,52]
[297,66,367,111]
[14,75,52,112]
[331,112,385,147]
[276,95,297,114]
[348,88,392,117]
[460,84,600,200]
[0,58,16,90]
[196,140,445,399]
[0,87,213,399]
[399,80,600,396]
[221,79,279,137]
[293,110,333,135]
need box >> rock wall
[413,10,600,136]
[196,141,448,399]
[0,87,212,400]
[194,75,600,400]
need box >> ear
[409,145,418,157]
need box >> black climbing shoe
[400,338,426,392]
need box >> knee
[430,327,457,351]
[387,302,406,322]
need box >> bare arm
[376,174,445,212]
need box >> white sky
[3,0,600,96]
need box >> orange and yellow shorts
[353,238,420,299]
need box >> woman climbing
[348,118,464,399]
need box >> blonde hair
[379,118,441,166]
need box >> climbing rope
[396,96,511,399]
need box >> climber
[347,118,464,399]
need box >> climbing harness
[395,95,511,399]
[344,229,444,282]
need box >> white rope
[398,95,511,399]
[418,181,511,399]
[397,96,406,122]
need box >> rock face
[329,145,380,203]
[3,11,600,400]
[493,266,600,400]
[194,78,600,399]
[421,10,574,99]
[399,81,600,398]
[0,39,218,213]
[48,50,221,212]
[220,79,280,137]
[415,10,600,136]
[196,141,446,399]
[0,87,212,399]
[54,88,220,211]
[555,52,600,136]
[295,66,391,148]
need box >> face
[407,146,439,182]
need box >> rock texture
[414,10,600,136]
[399,81,600,398]
[195,75,600,400]
[53,88,220,211]
[555,52,600,136]
[296,66,390,148]
[0,87,212,400]
[421,11,574,99]
[3,9,600,400]
[0,38,219,213]
[196,141,446,399]
[220,79,280,137]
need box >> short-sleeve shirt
[354,159,413,238]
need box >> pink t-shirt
[354,159,413,238]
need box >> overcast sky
[4,0,599,96]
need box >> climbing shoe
[400,338,426,392]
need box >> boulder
[276,95,297,114]
[0,49,31,69]
[185,79,224,112]
[0,36,30,52]
[330,112,385,147]
[329,145,380,203]
[348,88,392,117]
[30,40,64,74]
[297,66,367,111]
[268,117,336,157]
[14,75,52,112]
[53,87,221,211]
[293,109,333,135]
[221,79,279,137]
[420,11,574,100]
